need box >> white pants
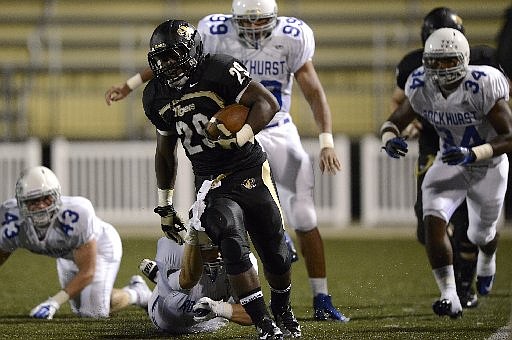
[256,115,317,231]
[422,154,508,246]
[56,222,122,317]
[148,289,229,334]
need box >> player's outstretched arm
[193,297,253,326]
[66,240,97,297]
[380,98,417,159]
[105,67,154,105]
[295,61,341,174]
[30,240,95,319]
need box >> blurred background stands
[0,0,507,142]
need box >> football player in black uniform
[142,19,299,340]
[497,5,512,78]
[390,7,502,309]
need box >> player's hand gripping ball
[205,104,249,141]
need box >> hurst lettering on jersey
[173,103,196,117]
[243,60,286,76]
[422,110,478,126]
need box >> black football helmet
[148,20,203,87]
[421,7,465,45]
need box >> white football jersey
[405,65,510,166]
[197,14,315,125]
[150,237,233,332]
[0,196,101,260]
[155,237,233,310]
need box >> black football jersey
[395,45,499,156]
[143,53,266,176]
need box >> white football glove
[192,297,232,322]
[184,179,215,249]
[30,298,60,319]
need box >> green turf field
[0,230,510,339]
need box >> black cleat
[458,285,478,309]
[256,316,284,340]
[432,299,463,319]
[271,303,301,338]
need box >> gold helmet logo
[177,25,194,40]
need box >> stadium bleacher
[0,0,508,140]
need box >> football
[205,103,249,140]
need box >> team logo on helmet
[177,25,194,40]
[453,15,463,27]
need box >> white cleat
[124,275,152,309]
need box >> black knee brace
[203,198,253,275]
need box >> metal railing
[0,136,421,230]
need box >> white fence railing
[0,138,42,199]
[1,136,420,229]
[360,135,418,226]
[49,137,352,229]
[50,138,193,227]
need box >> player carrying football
[142,19,299,339]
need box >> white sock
[123,287,137,304]
[309,277,328,296]
[432,265,457,300]
[477,250,496,277]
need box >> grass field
[0,228,510,339]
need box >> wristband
[380,121,400,136]
[216,301,233,319]
[236,124,254,146]
[158,188,174,206]
[51,290,70,306]
[126,73,143,90]
[381,131,398,145]
[471,143,493,161]
[319,132,334,149]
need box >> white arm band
[319,133,334,149]
[215,301,233,319]
[471,143,493,161]
[381,131,398,145]
[380,121,400,136]
[126,73,143,90]
[236,124,255,146]
[51,290,70,306]
[158,188,174,206]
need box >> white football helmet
[15,166,62,228]
[423,27,470,87]
[232,0,278,48]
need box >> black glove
[382,137,408,159]
[441,146,476,165]
[154,205,186,244]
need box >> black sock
[270,284,291,313]
[239,287,268,324]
